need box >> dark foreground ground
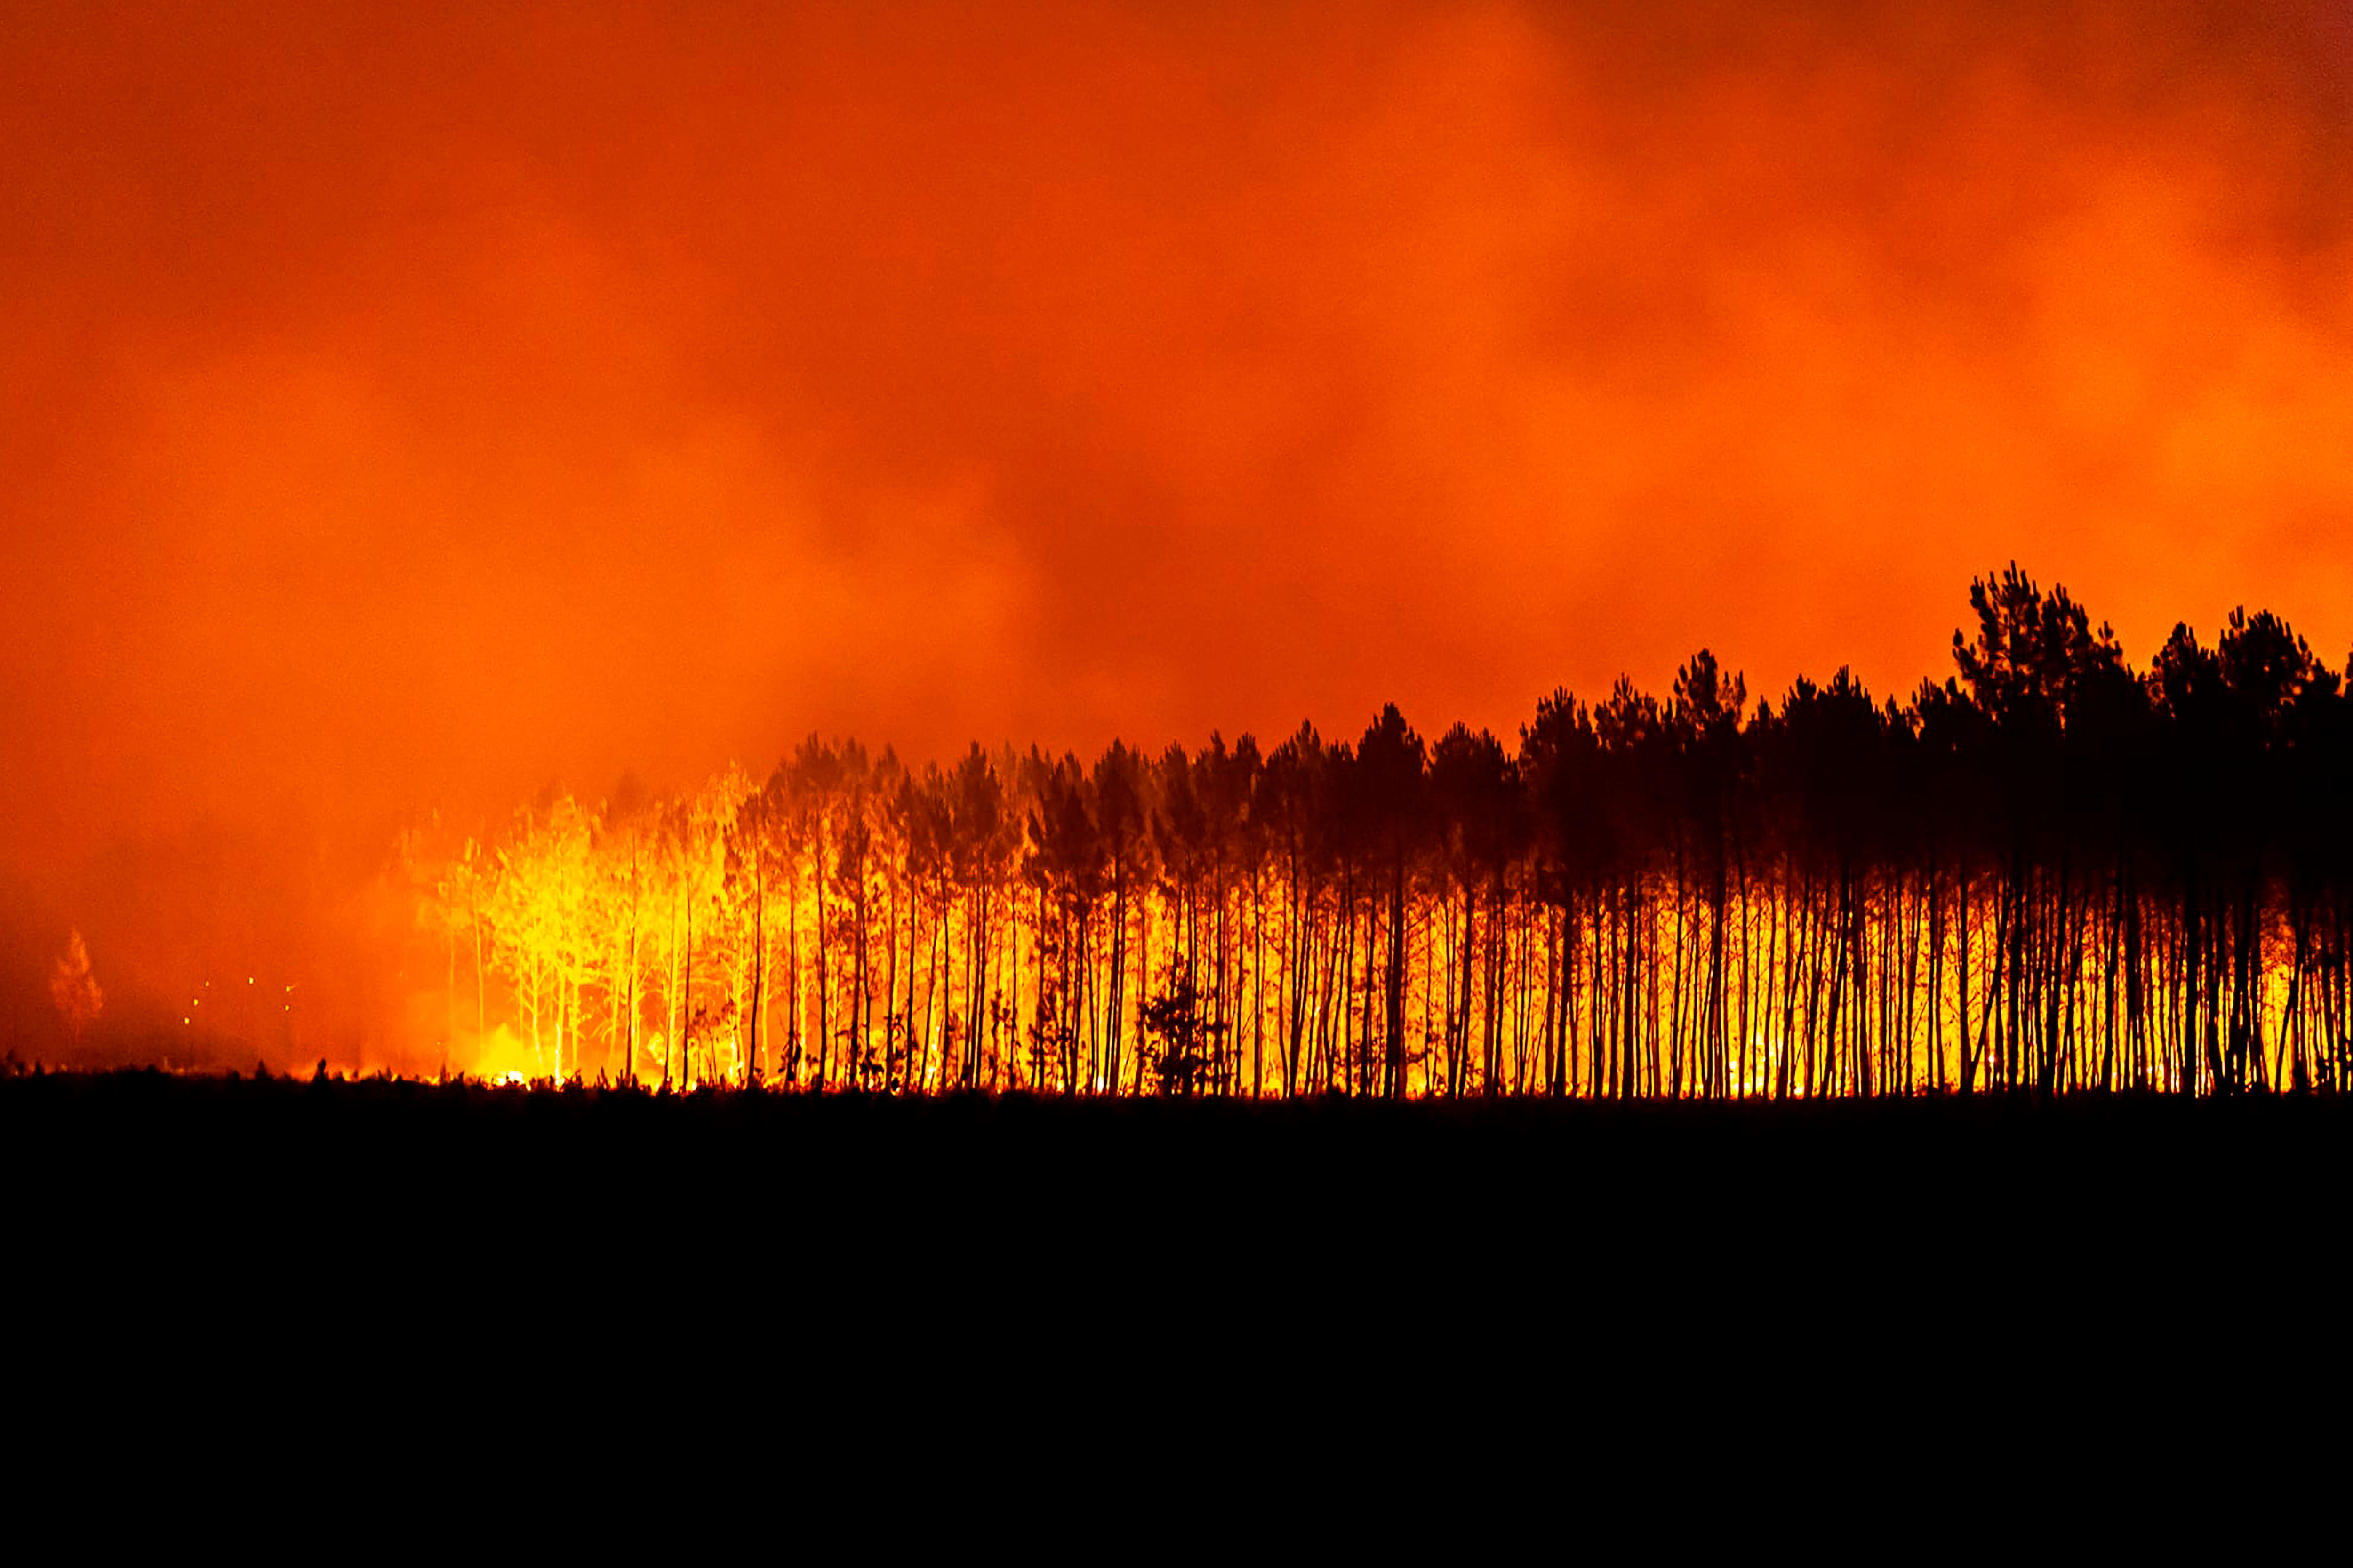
[5,1075,2331,1526]
[8,1072,2344,1311]
[10,1072,2349,1474]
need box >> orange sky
[4,1,2352,1045]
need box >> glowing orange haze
[2,1,2350,1059]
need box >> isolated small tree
[50,929,103,1042]
[1143,975,1222,1096]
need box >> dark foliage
[403,568,2353,1098]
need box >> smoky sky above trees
[3,4,2351,935]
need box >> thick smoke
[2,1,2348,1062]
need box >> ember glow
[3,4,2351,1076]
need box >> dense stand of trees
[402,570,2353,1096]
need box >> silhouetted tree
[405,568,2353,1102]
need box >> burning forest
[14,6,2353,1382]
[8,2,2353,1105]
[392,569,2353,1100]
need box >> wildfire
[393,576,2353,1100]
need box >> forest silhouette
[401,568,2353,1101]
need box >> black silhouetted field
[10,1070,2341,1337]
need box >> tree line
[399,567,2353,1098]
